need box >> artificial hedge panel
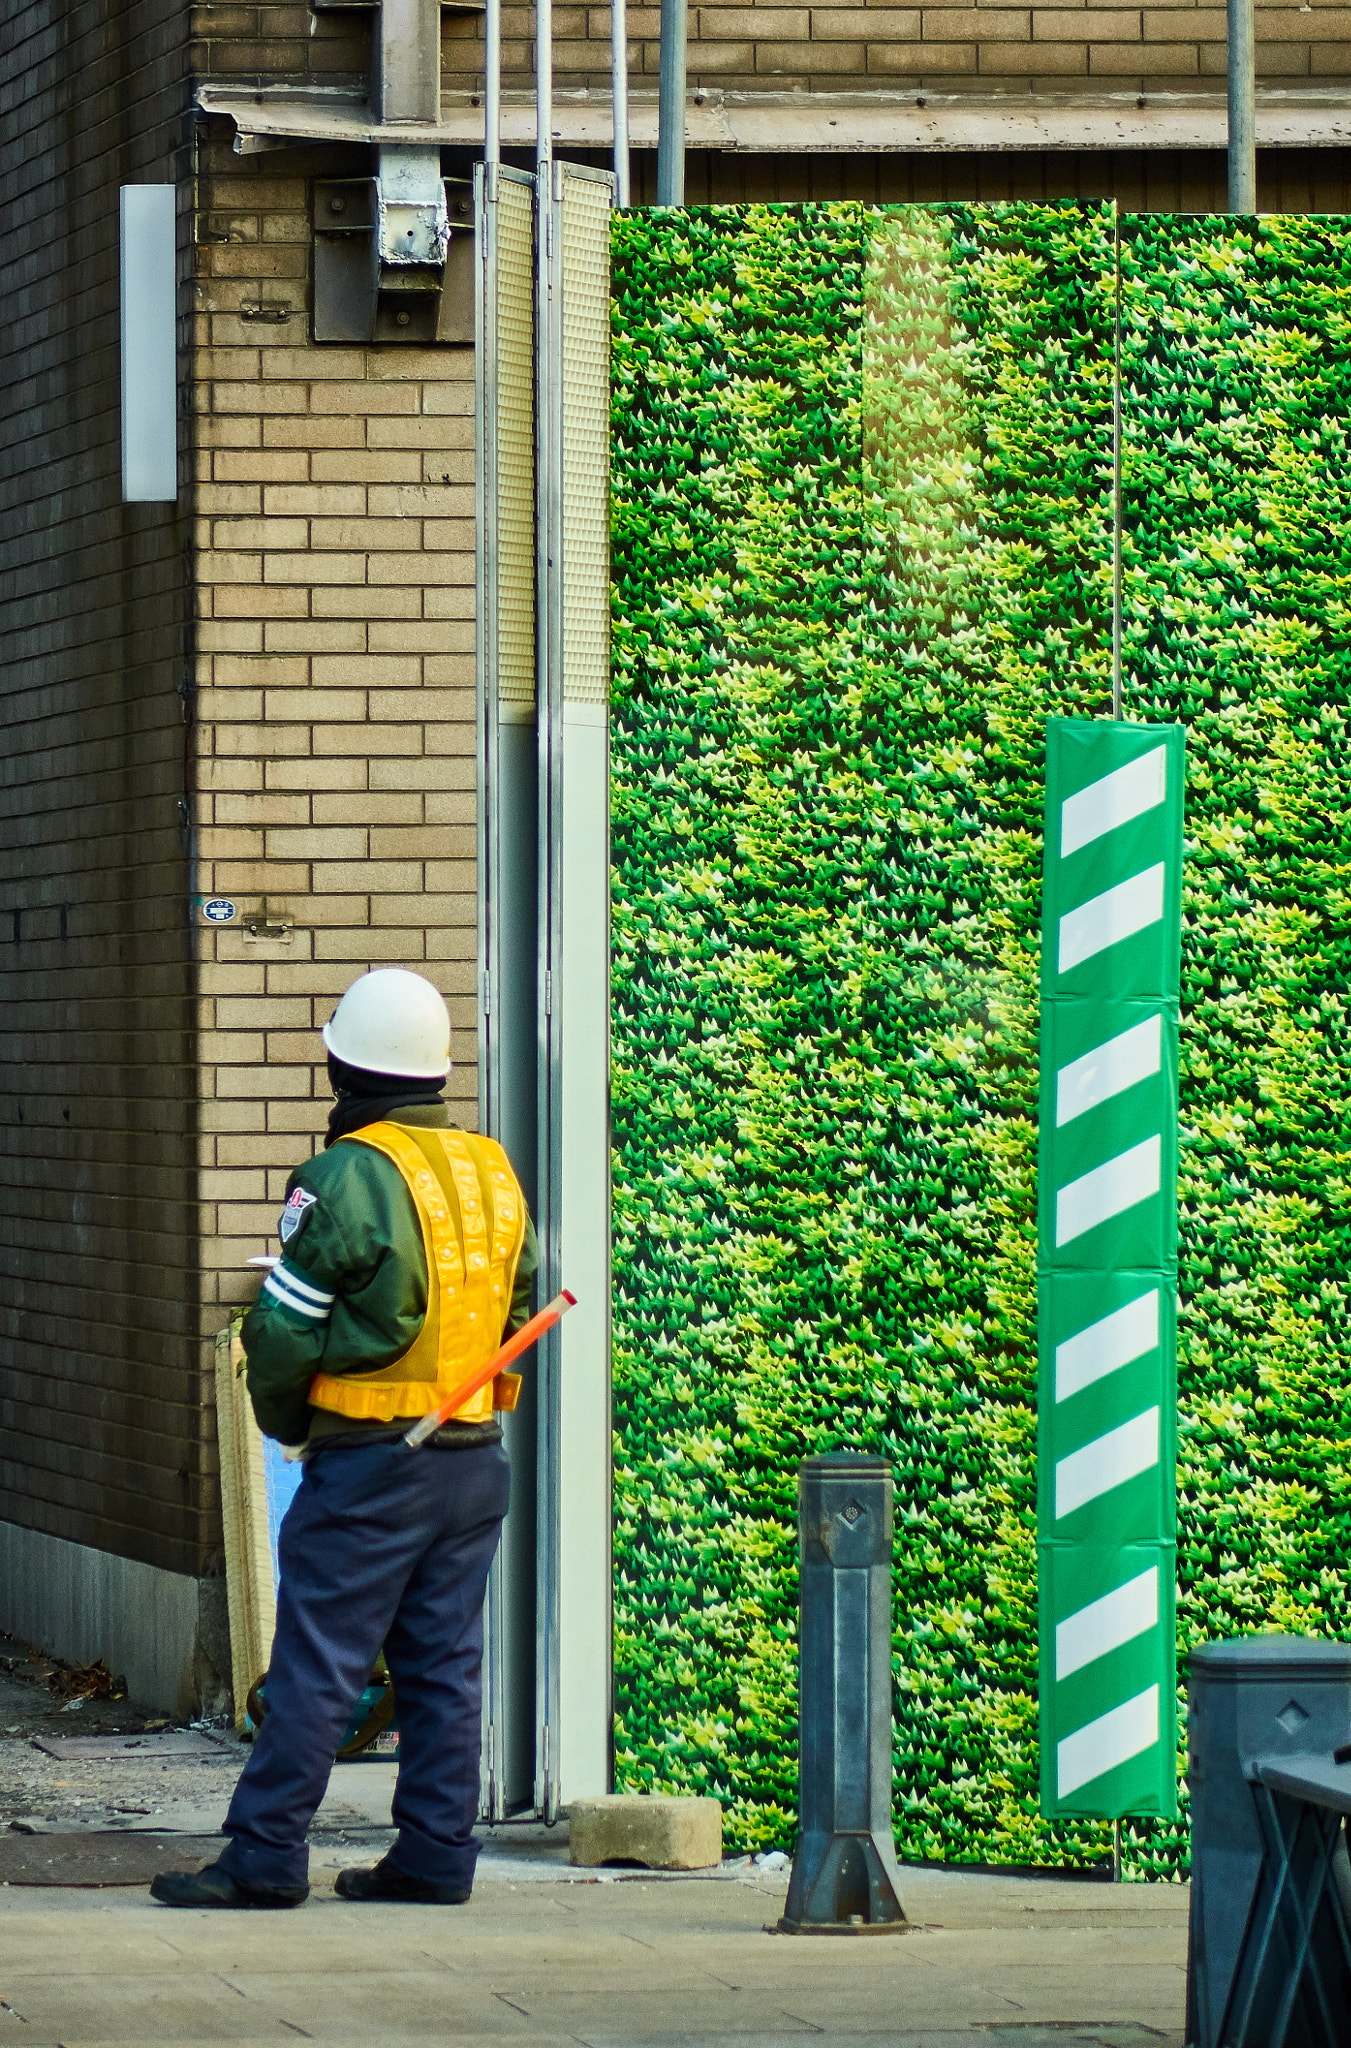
[1120,220,1351,1792]
[611,204,870,1850]
[611,204,1351,1875]
[611,204,1123,1865]
[861,207,1118,1866]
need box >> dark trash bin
[1187,1635,1351,2048]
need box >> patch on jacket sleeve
[278,1187,318,1244]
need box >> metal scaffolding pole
[656,0,686,206]
[533,0,565,1826]
[485,0,501,174]
[611,0,630,206]
[1227,0,1256,212]
[536,0,552,180]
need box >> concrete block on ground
[567,1794,723,1869]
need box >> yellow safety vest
[308,1122,527,1425]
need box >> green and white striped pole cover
[1038,719,1185,1821]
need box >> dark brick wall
[0,0,205,1577]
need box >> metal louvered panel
[497,176,537,709]
[560,170,611,708]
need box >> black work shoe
[335,1855,471,1904]
[151,1861,309,1909]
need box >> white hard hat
[322,968,452,1079]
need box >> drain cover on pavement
[0,1832,220,1887]
[30,1730,231,1762]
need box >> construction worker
[152,967,536,1910]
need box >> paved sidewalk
[0,1860,1187,2048]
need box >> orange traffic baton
[402,1289,577,1448]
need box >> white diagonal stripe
[1056,1014,1162,1127]
[1060,745,1168,861]
[1055,1289,1159,1404]
[1055,1566,1159,1681]
[1058,863,1165,975]
[1055,1135,1160,1247]
[1057,1684,1160,1799]
[1055,1407,1160,1520]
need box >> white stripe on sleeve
[263,1272,332,1320]
[275,1262,335,1305]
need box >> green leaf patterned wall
[1121,216,1351,1865]
[610,204,1351,1876]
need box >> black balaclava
[325,1052,445,1148]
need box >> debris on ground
[0,1633,126,1706]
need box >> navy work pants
[219,1438,509,1893]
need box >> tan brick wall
[191,1,496,105]
[468,0,1351,100]
[0,0,204,1577]
[186,0,1351,122]
[192,131,481,1336]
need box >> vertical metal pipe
[656,0,686,207]
[1227,0,1256,214]
[485,0,502,175]
[611,0,630,207]
[536,0,552,179]
[539,161,566,1822]
[473,156,503,1824]
[533,0,558,1822]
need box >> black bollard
[779,1452,907,1935]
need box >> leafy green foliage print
[610,204,1351,1878]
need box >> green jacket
[241,1105,538,1445]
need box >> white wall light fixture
[120,186,178,503]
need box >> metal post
[485,0,501,176]
[611,0,630,207]
[533,0,561,1825]
[536,0,552,180]
[375,0,442,123]
[474,154,501,1823]
[656,0,686,207]
[779,1455,906,1935]
[1227,0,1256,214]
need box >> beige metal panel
[552,163,614,1805]
[560,171,612,709]
[198,81,1351,153]
[498,179,538,709]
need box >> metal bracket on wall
[313,171,474,343]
